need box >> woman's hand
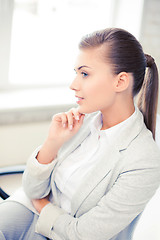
[32,197,50,214]
[49,108,85,145]
[37,108,85,164]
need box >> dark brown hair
[79,28,159,139]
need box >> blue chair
[0,165,25,200]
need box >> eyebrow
[74,65,91,71]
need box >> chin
[78,106,98,115]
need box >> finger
[80,113,85,119]
[66,111,74,130]
[79,114,85,124]
[72,108,81,121]
[71,108,79,121]
[72,111,85,130]
[53,113,68,128]
[60,113,68,128]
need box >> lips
[75,96,84,104]
[75,96,84,100]
[77,97,84,101]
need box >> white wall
[0,121,50,167]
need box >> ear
[114,72,130,93]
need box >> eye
[81,72,88,78]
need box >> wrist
[32,198,50,213]
[37,139,61,164]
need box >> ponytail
[138,54,159,139]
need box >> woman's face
[70,47,117,114]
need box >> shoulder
[121,125,160,170]
[116,125,160,194]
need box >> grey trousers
[0,201,48,240]
[0,200,142,240]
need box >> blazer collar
[114,107,145,151]
[71,146,120,216]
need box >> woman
[0,28,160,240]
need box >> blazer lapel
[71,147,120,216]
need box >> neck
[101,98,135,130]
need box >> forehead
[75,46,107,69]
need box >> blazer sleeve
[22,147,58,199]
[35,155,160,240]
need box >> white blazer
[14,108,160,240]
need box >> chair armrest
[0,165,26,200]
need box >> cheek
[87,79,114,101]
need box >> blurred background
[0,0,160,167]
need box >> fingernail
[69,125,73,130]
[76,115,79,120]
[63,123,66,128]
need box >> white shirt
[54,109,137,213]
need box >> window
[0,0,144,90]
[0,0,114,89]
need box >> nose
[69,76,80,91]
